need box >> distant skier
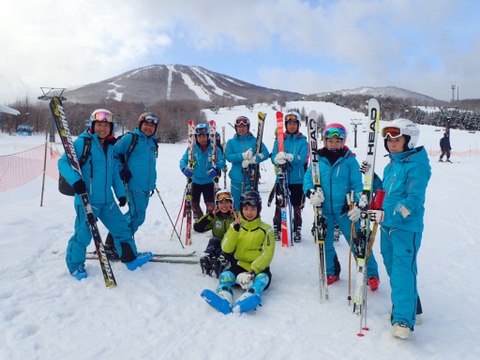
[439,132,451,162]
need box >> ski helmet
[89,109,114,135]
[234,116,250,132]
[138,112,159,132]
[381,118,420,152]
[215,189,234,206]
[239,190,262,216]
[195,123,209,136]
[284,111,301,132]
[322,123,347,147]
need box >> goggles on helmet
[324,126,346,139]
[92,111,113,122]
[142,114,159,125]
[381,126,403,139]
[235,116,250,126]
[195,127,209,135]
[216,192,233,202]
[285,114,300,122]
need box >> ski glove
[242,149,252,160]
[274,152,294,165]
[118,196,127,207]
[236,272,254,290]
[309,188,325,207]
[207,167,219,178]
[359,160,370,174]
[241,159,251,168]
[368,209,384,223]
[183,167,194,177]
[73,179,87,194]
[119,168,132,183]
[348,205,361,222]
[358,194,369,209]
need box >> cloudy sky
[1,0,479,104]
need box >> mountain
[316,86,438,104]
[64,64,305,105]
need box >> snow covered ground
[1,101,479,359]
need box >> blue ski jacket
[179,140,225,185]
[377,146,431,232]
[114,129,158,191]
[58,131,126,206]
[225,132,269,184]
[303,147,363,215]
[270,132,309,185]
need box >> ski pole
[155,187,184,249]
[170,190,186,241]
[347,191,355,306]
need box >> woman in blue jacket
[58,109,153,280]
[225,116,269,210]
[367,119,431,339]
[303,123,380,289]
[180,123,225,220]
[271,111,309,242]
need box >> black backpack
[58,138,92,196]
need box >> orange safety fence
[427,149,480,157]
[0,145,61,192]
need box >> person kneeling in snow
[201,190,275,314]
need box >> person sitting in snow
[201,190,275,314]
[194,189,236,277]
[58,109,153,281]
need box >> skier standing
[367,119,431,339]
[104,112,159,259]
[439,132,452,162]
[179,123,225,220]
[303,123,380,289]
[225,116,269,210]
[271,111,309,242]
[58,109,153,280]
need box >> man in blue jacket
[104,112,159,258]
[225,116,269,210]
[271,111,309,242]
[180,123,226,220]
[58,109,153,281]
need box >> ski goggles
[235,116,250,126]
[216,192,233,202]
[285,114,300,122]
[381,126,403,139]
[324,126,346,139]
[142,114,159,125]
[195,127,209,135]
[92,111,113,122]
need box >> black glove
[118,196,127,207]
[73,179,86,194]
[119,168,132,183]
[234,223,241,232]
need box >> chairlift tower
[38,87,66,142]
[350,119,362,148]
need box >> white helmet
[382,118,420,151]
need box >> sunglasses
[93,112,113,122]
[235,116,250,126]
[216,192,233,202]
[195,127,209,135]
[143,114,159,125]
[285,114,299,122]
[324,127,346,139]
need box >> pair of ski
[183,119,218,245]
[275,111,294,247]
[200,289,261,314]
[86,251,198,265]
[241,112,266,193]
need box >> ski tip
[357,333,365,337]
[258,111,266,120]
